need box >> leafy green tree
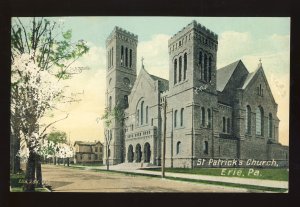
[10,17,89,191]
[101,103,125,170]
[47,131,68,145]
[46,130,68,165]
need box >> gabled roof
[141,65,169,92]
[74,141,102,146]
[216,60,241,92]
[241,68,259,89]
[150,74,169,92]
[239,63,277,104]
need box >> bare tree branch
[40,113,69,138]
[17,17,30,54]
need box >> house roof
[74,141,102,146]
[216,60,241,92]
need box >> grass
[71,163,104,167]
[10,172,51,192]
[10,187,49,192]
[49,164,288,192]
[144,168,289,181]
[10,173,25,188]
[166,176,287,193]
[92,168,287,192]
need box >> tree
[11,17,89,191]
[47,130,68,144]
[45,130,68,164]
[11,17,89,174]
[101,104,125,170]
[12,52,65,190]
[55,143,74,167]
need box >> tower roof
[169,20,218,45]
[106,26,138,46]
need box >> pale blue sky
[13,17,290,145]
[53,17,290,46]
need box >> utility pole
[105,129,112,171]
[162,97,167,178]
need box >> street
[42,164,248,192]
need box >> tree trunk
[24,151,35,192]
[54,156,56,165]
[67,158,69,167]
[10,132,21,174]
[35,154,43,187]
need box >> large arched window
[176,141,181,154]
[109,96,112,111]
[124,95,128,108]
[256,106,264,136]
[199,51,203,80]
[111,47,113,66]
[184,53,187,80]
[125,47,128,67]
[269,113,273,138]
[121,46,124,65]
[174,59,177,84]
[204,141,208,154]
[204,54,208,81]
[129,49,132,68]
[245,105,251,134]
[179,56,182,82]
[227,118,231,133]
[174,110,178,127]
[146,106,148,124]
[141,101,144,125]
[137,110,139,126]
[180,108,184,127]
[207,108,211,128]
[201,107,205,126]
[108,50,110,68]
[208,56,212,82]
[223,117,226,133]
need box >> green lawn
[145,168,288,181]
[10,172,50,192]
[71,163,104,167]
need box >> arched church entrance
[127,145,134,162]
[135,144,142,163]
[144,142,151,163]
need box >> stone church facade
[103,20,289,168]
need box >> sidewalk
[74,164,288,190]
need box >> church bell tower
[104,27,138,164]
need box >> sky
[17,17,290,146]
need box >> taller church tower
[104,27,138,164]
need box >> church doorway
[135,144,142,163]
[127,145,134,162]
[144,142,151,163]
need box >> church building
[103,20,288,168]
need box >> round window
[123,77,130,87]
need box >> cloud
[217,31,253,68]
[45,31,289,146]
[137,34,170,79]
[78,42,107,70]
[42,43,107,142]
